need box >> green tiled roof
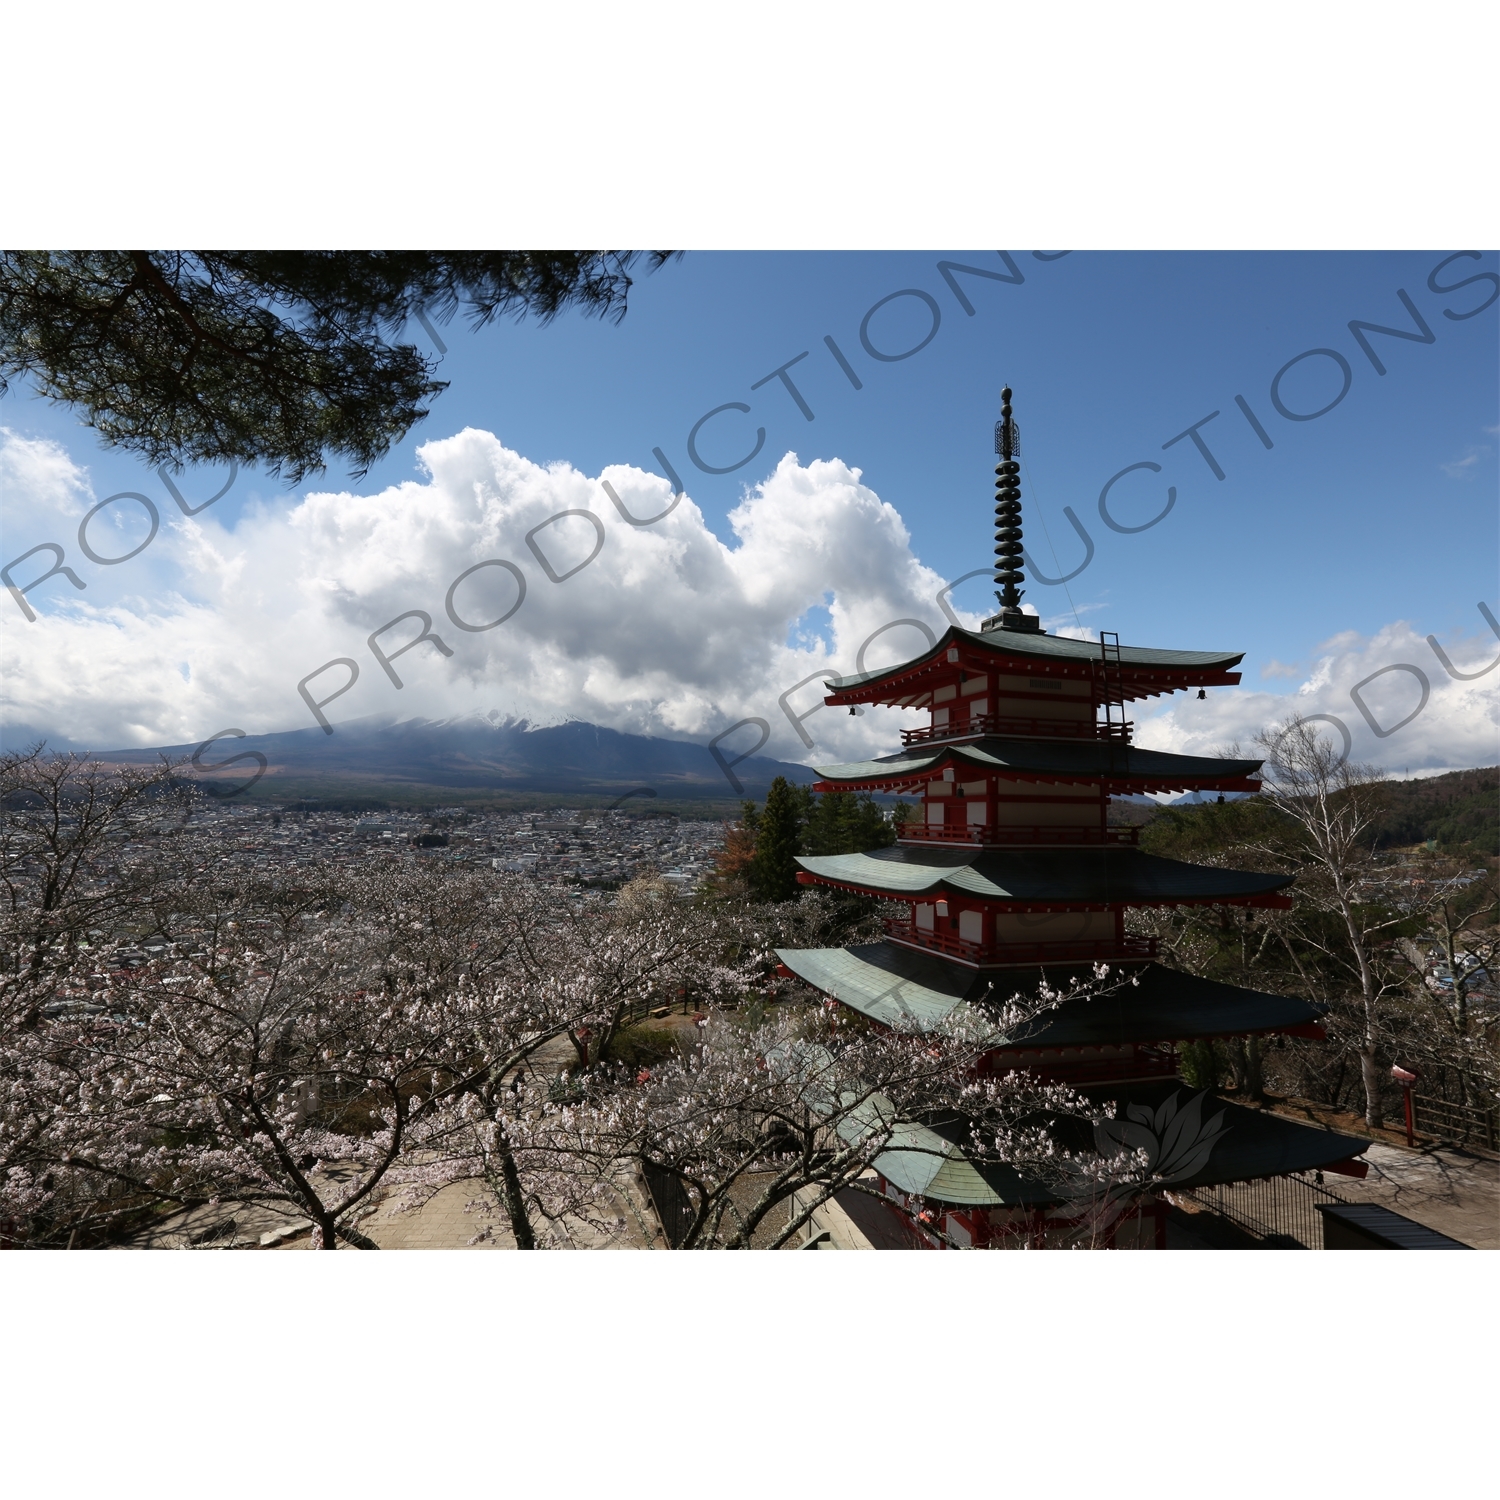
[871,1083,1368,1208]
[813,740,1263,788]
[868,1116,1033,1206]
[824,625,1243,692]
[794,845,1292,903]
[775,943,1323,1044]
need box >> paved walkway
[351,1176,659,1250]
[117,1169,662,1250]
[1313,1140,1498,1249]
[113,1197,310,1250]
[354,1181,515,1249]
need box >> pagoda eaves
[777,944,1325,1051]
[812,740,1264,797]
[822,624,1244,710]
[795,845,1293,910]
[868,1085,1371,1213]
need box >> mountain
[92,715,820,807]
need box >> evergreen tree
[0,251,680,482]
[802,790,897,855]
[726,784,900,904]
[747,777,802,903]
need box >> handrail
[901,714,1132,747]
[882,921,1158,965]
[881,921,987,961]
[983,935,1157,963]
[1413,1094,1500,1151]
[992,1051,1180,1086]
[898,823,1139,847]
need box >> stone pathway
[1311,1140,1498,1249]
[112,1197,309,1250]
[116,1168,662,1250]
[354,1180,514,1249]
[347,1175,660,1250]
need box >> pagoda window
[933,707,950,728]
[914,903,935,930]
[966,801,988,825]
[958,909,984,944]
[967,698,989,717]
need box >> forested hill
[1135,766,1497,859]
[1371,766,1497,854]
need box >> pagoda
[776,388,1369,1249]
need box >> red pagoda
[776,387,1368,1249]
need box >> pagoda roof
[775,943,1324,1045]
[812,739,1263,793]
[823,624,1244,705]
[794,845,1292,906]
[870,1081,1369,1208]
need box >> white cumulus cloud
[1134,617,1500,773]
[2,429,971,762]
[4,426,1495,779]
[0,427,95,525]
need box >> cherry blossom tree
[1,747,193,998]
[2,747,199,1241]
[3,855,648,1246]
[408,966,1134,1250]
[2,844,771,1248]
[7,895,483,1244]
[388,882,767,1247]
[2,794,1148,1252]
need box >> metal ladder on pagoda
[1097,631,1127,937]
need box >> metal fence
[1178,1171,1355,1249]
[1413,1094,1499,1151]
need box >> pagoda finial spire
[982,385,1041,633]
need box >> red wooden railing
[898,823,1140,847]
[881,921,987,962]
[986,1046,1179,1086]
[900,714,1132,747]
[882,920,1158,966]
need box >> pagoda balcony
[898,823,1140,848]
[882,920,1159,967]
[985,1043,1179,1087]
[882,920,987,963]
[900,714,1133,747]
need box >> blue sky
[2,250,1496,770]
[453,252,1494,650]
